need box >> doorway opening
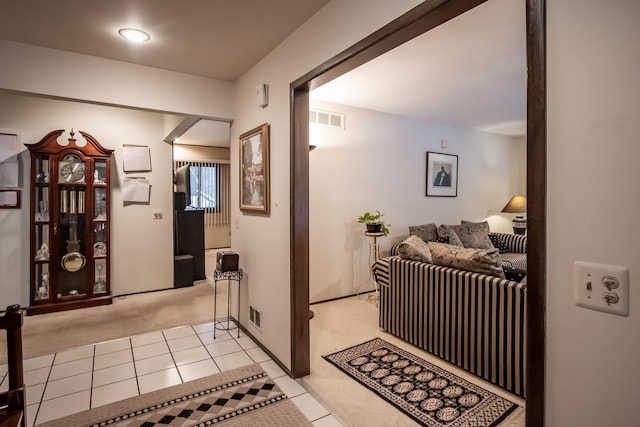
[290,1,546,426]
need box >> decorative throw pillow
[409,223,438,242]
[398,235,432,263]
[431,236,449,244]
[488,233,509,254]
[428,241,505,279]
[503,266,527,282]
[437,224,464,247]
[457,220,495,250]
[461,220,490,232]
[392,236,448,256]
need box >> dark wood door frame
[290,1,546,426]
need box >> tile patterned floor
[0,321,343,426]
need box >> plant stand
[364,231,384,306]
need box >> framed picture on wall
[426,151,458,197]
[0,189,20,208]
[239,123,270,214]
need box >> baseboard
[310,291,376,306]
[233,316,294,378]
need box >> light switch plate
[574,261,629,316]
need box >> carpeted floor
[1,281,218,363]
[34,363,312,427]
[304,295,525,427]
[324,338,517,427]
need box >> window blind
[174,160,230,226]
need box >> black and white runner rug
[35,364,312,427]
[323,338,517,427]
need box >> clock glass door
[92,159,109,295]
[58,181,88,298]
[33,155,51,301]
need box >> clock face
[59,155,86,183]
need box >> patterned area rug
[35,364,312,427]
[324,338,517,427]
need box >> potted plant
[357,210,391,236]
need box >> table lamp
[501,195,527,235]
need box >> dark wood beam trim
[525,0,546,425]
[290,0,492,380]
[290,86,310,377]
[291,0,488,91]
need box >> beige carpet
[1,281,220,363]
[304,295,526,427]
[324,337,517,427]
[34,363,312,427]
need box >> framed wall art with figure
[426,151,458,197]
[240,123,270,214]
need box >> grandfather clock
[26,129,113,315]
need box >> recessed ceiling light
[118,28,150,43]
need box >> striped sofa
[492,232,527,271]
[372,255,527,397]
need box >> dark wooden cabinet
[174,208,205,282]
[26,129,113,315]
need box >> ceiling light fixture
[118,28,151,43]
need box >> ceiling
[0,0,526,142]
[311,0,526,136]
[0,0,329,82]
[175,119,231,148]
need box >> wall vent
[310,109,345,129]
[249,306,261,329]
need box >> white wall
[546,1,640,426]
[0,41,233,119]
[231,0,425,368]
[0,39,234,310]
[234,1,640,424]
[0,92,177,308]
[308,101,524,302]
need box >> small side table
[364,231,384,304]
[213,268,243,338]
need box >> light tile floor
[0,321,343,426]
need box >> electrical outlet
[152,209,163,220]
[574,261,629,316]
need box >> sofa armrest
[390,241,402,256]
[490,232,527,253]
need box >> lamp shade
[501,195,527,214]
